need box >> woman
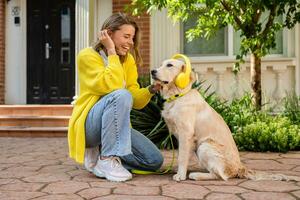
[68,13,163,182]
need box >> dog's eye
[167,63,173,67]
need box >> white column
[272,67,286,102]
[75,0,90,96]
[94,0,112,40]
[150,9,180,71]
[215,69,227,99]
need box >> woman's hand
[148,83,161,94]
[98,29,116,55]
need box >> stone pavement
[0,137,299,200]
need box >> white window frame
[181,25,291,62]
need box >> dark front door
[27,0,75,104]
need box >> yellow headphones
[172,54,192,89]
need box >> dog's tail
[237,165,300,181]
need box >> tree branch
[221,0,243,30]
[252,9,262,25]
[261,5,278,36]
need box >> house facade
[0,0,299,106]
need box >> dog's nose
[151,70,157,76]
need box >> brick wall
[0,0,5,104]
[112,0,150,76]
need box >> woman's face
[110,24,135,56]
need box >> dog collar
[165,91,189,103]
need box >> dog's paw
[173,173,186,182]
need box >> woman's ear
[107,29,113,37]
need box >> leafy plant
[281,91,300,124]
[130,93,177,149]
[234,116,300,152]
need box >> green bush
[281,91,300,124]
[234,116,300,152]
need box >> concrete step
[0,105,73,116]
[0,115,70,127]
[0,126,68,137]
[0,105,72,137]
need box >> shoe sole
[93,169,132,182]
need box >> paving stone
[162,183,209,199]
[78,188,111,199]
[184,178,245,186]
[269,170,300,177]
[243,159,295,171]
[113,185,160,195]
[0,191,46,200]
[32,194,84,200]
[276,158,300,165]
[240,180,300,192]
[93,195,175,200]
[129,174,173,186]
[205,185,250,193]
[280,152,300,159]
[0,182,45,192]
[60,158,78,166]
[0,163,17,170]
[72,172,100,182]
[39,165,76,173]
[241,152,282,160]
[291,190,300,198]
[67,169,88,177]
[2,155,35,164]
[42,181,89,194]
[23,172,70,182]
[241,192,296,200]
[23,159,60,167]
[293,166,300,172]
[90,181,127,188]
[0,178,22,185]
[0,166,39,178]
[206,193,241,200]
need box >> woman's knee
[112,89,132,108]
[147,152,164,170]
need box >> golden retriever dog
[151,58,300,182]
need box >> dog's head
[151,58,196,89]
[151,59,186,86]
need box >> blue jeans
[85,89,164,171]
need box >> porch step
[0,105,72,137]
[0,105,72,116]
[0,115,70,127]
[0,126,68,137]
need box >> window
[183,17,227,56]
[182,14,283,57]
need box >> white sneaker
[84,147,99,173]
[93,156,132,182]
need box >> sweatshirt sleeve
[125,55,153,109]
[78,49,125,96]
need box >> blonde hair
[93,12,142,67]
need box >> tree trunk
[250,53,262,110]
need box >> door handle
[45,42,52,59]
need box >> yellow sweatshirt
[68,47,153,163]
